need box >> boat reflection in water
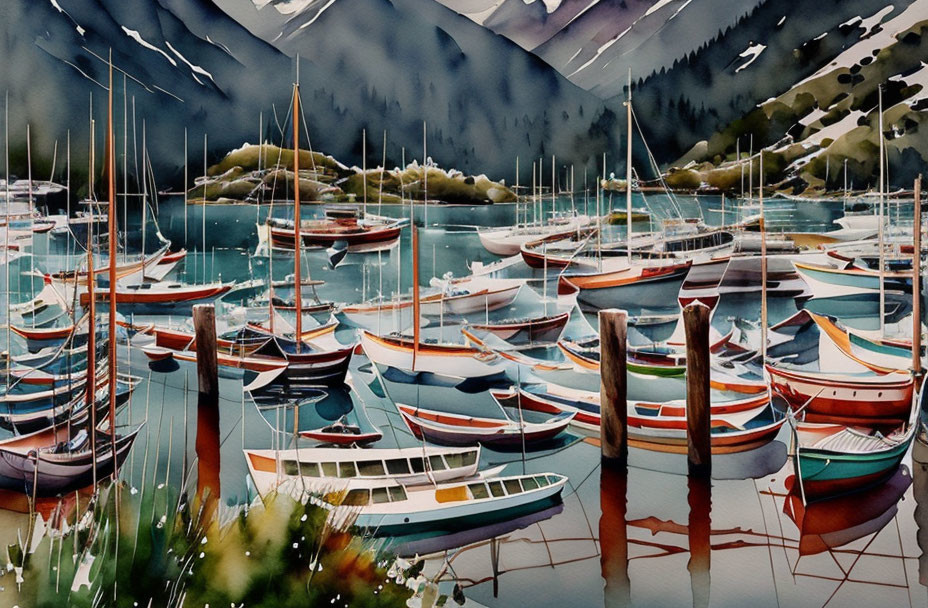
[783,467,911,557]
[386,501,564,558]
[600,465,630,608]
[687,476,711,608]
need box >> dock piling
[193,303,220,524]
[684,302,711,477]
[599,309,628,465]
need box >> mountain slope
[217,0,618,179]
[4,0,615,200]
[625,0,921,170]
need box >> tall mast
[626,69,633,259]
[914,176,922,378]
[292,69,303,350]
[515,156,520,225]
[760,153,767,362]
[748,135,753,207]
[141,122,147,276]
[4,93,10,387]
[378,130,386,215]
[201,133,207,283]
[551,155,555,221]
[362,128,367,217]
[878,86,886,336]
[89,93,94,199]
[422,121,427,227]
[122,73,128,259]
[86,150,98,487]
[107,52,118,477]
[183,129,188,246]
[412,224,420,371]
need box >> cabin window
[468,483,490,500]
[386,459,411,475]
[358,460,386,476]
[429,455,448,471]
[488,481,505,497]
[343,489,370,506]
[283,461,319,477]
[321,462,338,477]
[536,475,550,488]
[338,462,357,478]
[371,487,390,504]
[522,477,539,491]
[504,479,523,495]
[388,486,407,502]
[443,452,472,468]
[410,457,426,473]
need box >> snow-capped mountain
[632,0,928,189]
[438,0,764,98]
[2,0,615,195]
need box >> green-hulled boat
[791,378,919,503]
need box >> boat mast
[423,121,427,228]
[183,129,187,246]
[531,161,536,228]
[362,128,367,217]
[86,155,98,488]
[378,130,386,216]
[412,224,420,372]
[201,133,207,283]
[141,122,147,276]
[122,73,128,260]
[748,135,753,209]
[107,52,118,477]
[551,154,555,222]
[4,93,10,387]
[626,69,633,259]
[843,158,848,211]
[292,67,302,350]
[878,85,886,336]
[760,152,767,362]
[914,176,922,379]
[515,156,520,226]
[26,124,34,312]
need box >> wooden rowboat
[397,403,573,447]
[765,364,914,426]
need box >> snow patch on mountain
[165,40,215,86]
[121,26,178,67]
[735,42,765,72]
[793,1,921,88]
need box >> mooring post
[914,175,923,384]
[599,309,628,465]
[684,302,711,477]
[193,304,220,525]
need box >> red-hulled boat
[396,403,573,447]
[765,364,914,426]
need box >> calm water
[4,193,926,608]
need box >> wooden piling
[599,309,628,464]
[193,304,220,524]
[684,302,711,477]
[914,175,923,380]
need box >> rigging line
[753,479,782,608]
[296,95,318,175]
[630,105,684,219]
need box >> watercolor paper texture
[1,1,928,607]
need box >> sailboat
[234,72,354,387]
[359,225,507,378]
[0,54,141,496]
